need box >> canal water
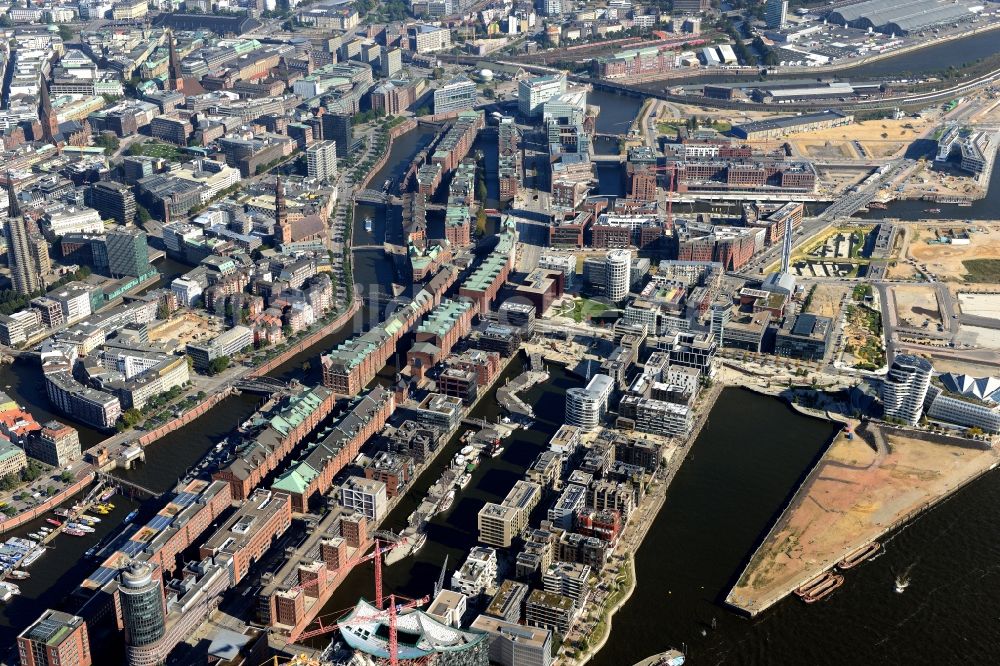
[589,89,643,136]
[0,496,140,652]
[309,358,583,629]
[858,154,1000,222]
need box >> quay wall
[726,424,994,616]
[0,472,95,534]
[133,387,235,449]
[277,352,519,644]
[357,119,418,191]
[249,300,361,378]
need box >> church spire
[275,176,291,244]
[38,74,59,145]
[167,29,184,93]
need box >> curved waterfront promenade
[570,380,725,665]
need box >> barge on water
[837,542,880,570]
[794,572,844,604]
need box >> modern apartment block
[565,374,613,430]
[17,611,92,666]
[478,480,542,548]
[881,354,932,425]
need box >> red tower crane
[284,538,399,608]
[292,538,435,666]
[640,163,679,231]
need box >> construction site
[790,225,877,278]
[727,424,1000,617]
[907,223,1000,283]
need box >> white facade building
[305,140,338,182]
[518,73,567,117]
[451,546,498,598]
[881,354,932,425]
[605,249,632,302]
[565,374,613,430]
[339,477,387,521]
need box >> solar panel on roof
[792,314,817,336]
[121,541,145,556]
[28,617,63,641]
[173,492,197,506]
[147,514,173,531]
[90,566,119,586]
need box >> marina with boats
[386,422,519,567]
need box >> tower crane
[290,539,433,666]
[296,594,431,666]
[284,538,400,609]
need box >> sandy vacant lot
[788,116,930,144]
[797,141,856,160]
[959,293,1000,319]
[894,284,942,325]
[728,427,998,614]
[805,284,848,319]
[151,313,222,346]
[860,140,907,159]
[908,226,1000,282]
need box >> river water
[593,388,1000,665]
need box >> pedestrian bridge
[233,376,291,395]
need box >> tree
[60,470,74,483]
[93,133,120,155]
[136,203,152,224]
[21,461,42,483]
[476,208,487,237]
[208,356,231,375]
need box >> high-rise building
[305,140,338,181]
[881,354,932,425]
[119,562,166,648]
[604,249,631,302]
[518,73,567,117]
[321,113,352,158]
[106,227,151,277]
[380,47,402,78]
[765,0,788,29]
[710,300,731,342]
[434,75,477,115]
[5,211,49,296]
[17,610,92,666]
[88,181,136,226]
